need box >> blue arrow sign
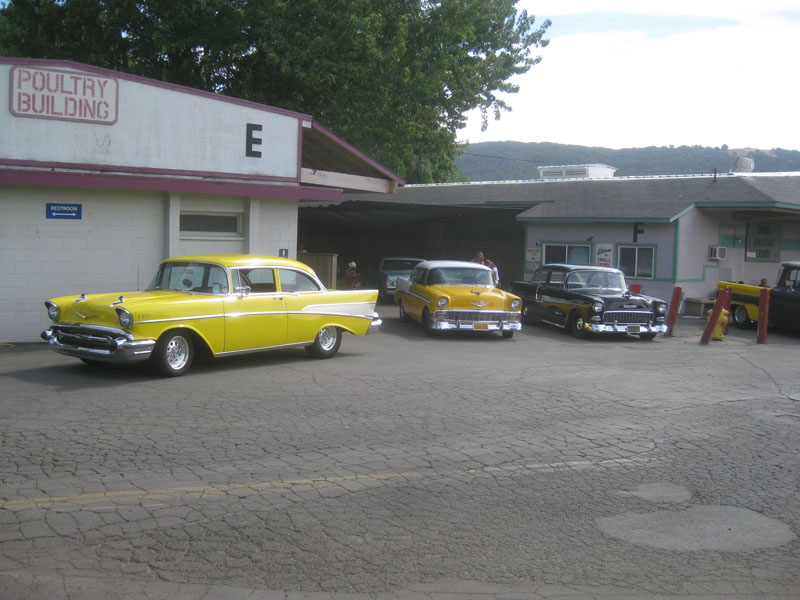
[46,203,82,220]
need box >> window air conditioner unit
[709,246,727,260]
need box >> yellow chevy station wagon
[41,255,381,376]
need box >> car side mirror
[235,285,251,298]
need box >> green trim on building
[676,263,721,284]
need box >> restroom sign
[46,203,82,220]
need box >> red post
[722,286,732,334]
[700,291,728,344]
[666,286,682,336]
[757,287,770,344]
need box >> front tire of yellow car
[153,331,194,377]
[422,308,437,337]
[305,326,342,358]
[398,300,411,322]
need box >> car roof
[163,254,314,272]
[415,260,492,271]
[541,263,623,274]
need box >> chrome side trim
[404,291,432,305]
[137,313,226,324]
[214,341,314,357]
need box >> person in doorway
[344,261,359,289]
[471,251,499,286]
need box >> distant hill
[454,142,800,181]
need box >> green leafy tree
[0,0,549,182]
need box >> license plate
[627,325,640,333]
[474,322,489,330]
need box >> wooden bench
[684,297,715,316]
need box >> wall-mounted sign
[746,223,780,262]
[46,203,82,220]
[10,66,118,125]
[595,243,614,267]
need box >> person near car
[471,251,499,286]
[344,261,359,289]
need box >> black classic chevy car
[510,264,669,339]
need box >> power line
[462,152,546,164]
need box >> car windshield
[565,270,626,291]
[382,259,421,271]
[429,267,493,286]
[148,262,229,294]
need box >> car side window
[549,272,565,288]
[240,268,276,293]
[278,269,320,293]
[531,269,549,285]
[410,267,426,284]
[207,265,229,294]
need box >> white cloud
[458,1,800,149]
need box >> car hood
[423,285,516,309]
[581,289,661,309]
[52,290,207,325]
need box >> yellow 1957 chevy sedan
[41,254,382,376]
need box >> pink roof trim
[0,168,342,202]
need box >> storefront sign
[746,223,780,262]
[10,66,118,125]
[595,243,614,267]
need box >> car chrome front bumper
[589,323,668,334]
[432,310,522,332]
[41,325,156,363]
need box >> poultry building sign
[10,65,118,125]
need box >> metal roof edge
[309,122,406,186]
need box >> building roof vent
[537,164,617,179]
[733,156,755,173]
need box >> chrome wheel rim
[165,335,190,370]
[318,327,337,351]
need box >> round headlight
[116,307,133,328]
[436,296,449,308]
[657,303,667,314]
[510,298,521,310]
[45,301,59,321]
[592,302,603,313]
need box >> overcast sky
[457,1,800,151]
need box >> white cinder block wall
[1,187,302,343]
[1,186,166,342]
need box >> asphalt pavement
[1,314,798,599]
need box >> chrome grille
[603,311,653,325]
[53,326,118,350]
[441,310,508,322]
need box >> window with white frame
[543,243,591,265]
[180,212,242,237]
[618,246,654,278]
